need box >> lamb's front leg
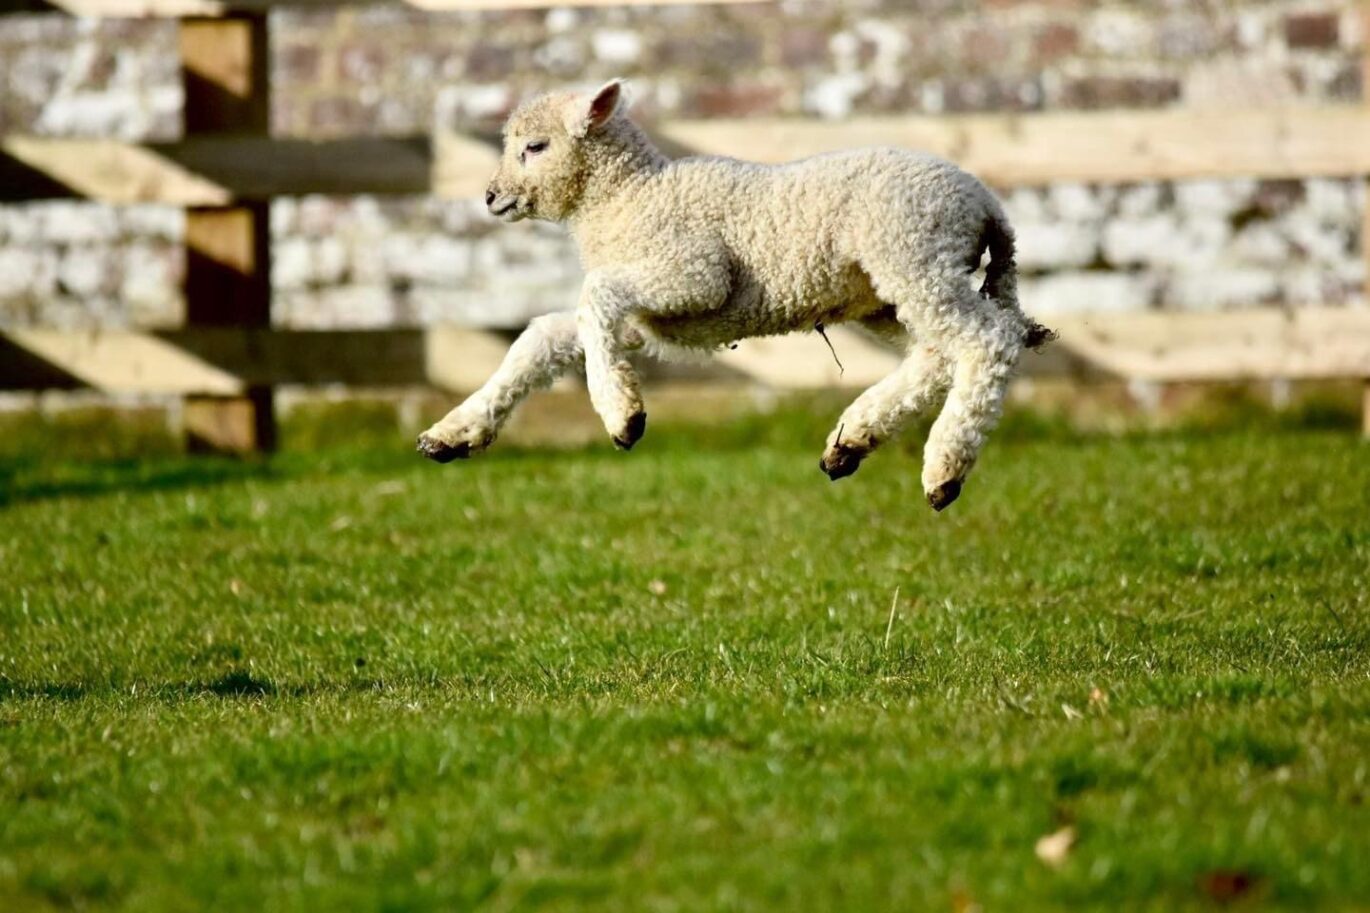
[578,273,648,450]
[417,312,582,462]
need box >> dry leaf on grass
[1198,869,1264,904]
[1034,826,1076,867]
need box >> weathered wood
[1363,380,1370,438]
[715,327,900,389]
[432,132,503,200]
[656,107,1370,185]
[3,0,762,16]
[9,107,1370,204]
[1048,308,1370,383]
[180,12,274,453]
[1363,2,1370,438]
[0,308,1366,397]
[0,136,434,204]
[0,329,244,395]
[0,328,510,393]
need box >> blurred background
[0,0,1367,454]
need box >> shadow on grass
[0,456,282,509]
[0,671,397,702]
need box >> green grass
[2,411,1368,912]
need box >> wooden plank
[0,329,244,395]
[0,327,510,393]
[0,308,1365,397]
[0,136,433,203]
[3,0,762,15]
[180,12,275,454]
[655,107,1370,185]
[432,132,503,200]
[716,326,901,389]
[170,328,430,387]
[1361,1,1370,438]
[1048,307,1370,383]
[425,326,519,392]
[9,106,1370,204]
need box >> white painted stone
[1084,9,1155,56]
[120,205,182,241]
[315,286,394,328]
[0,209,42,245]
[271,198,298,237]
[803,73,869,120]
[1231,223,1291,265]
[1280,266,1332,305]
[0,249,39,298]
[1001,188,1047,224]
[1015,223,1099,270]
[1048,183,1107,222]
[1284,213,1350,265]
[1174,179,1255,217]
[296,196,339,237]
[1021,272,1154,315]
[435,84,512,124]
[1115,183,1163,218]
[313,237,349,285]
[1302,178,1357,224]
[1102,213,1180,267]
[58,247,113,298]
[40,202,120,244]
[121,243,180,325]
[1169,268,1280,310]
[534,36,585,74]
[918,80,945,115]
[273,237,312,290]
[545,7,578,33]
[592,30,642,65]
[854,18,911,84]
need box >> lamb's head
[485,79,651,223]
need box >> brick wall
[0,1,1363,330]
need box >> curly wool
[419,80,1050,509]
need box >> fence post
[179,14,276,453]
[1364,1,1370,438]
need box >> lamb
[417,79,1053,511]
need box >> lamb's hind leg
[417,312,582,462]
[921,292,1024,511]
[819,310,952,480]
[858,263,1025,510]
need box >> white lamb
[417,80,1053,511]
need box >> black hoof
[926,479,963,512]
[819,445,865,481]
[612,411,647,451]
[416,434,470,464]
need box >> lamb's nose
[484,189,496,207]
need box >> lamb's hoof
[819,444,865,481]
[612,411,647,451]
[926,479,963,512]
[416,433,471,464]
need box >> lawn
[1,408,1368,911]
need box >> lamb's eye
[522,140,549,161]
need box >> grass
[1,402,1368,912]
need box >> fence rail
[7,107,1370,204]
[3,0,759,16]
[2,0,1369,448]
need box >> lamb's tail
[980,211,1056,351]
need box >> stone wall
[0,1,1364,330]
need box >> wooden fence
[2,0,1369,447]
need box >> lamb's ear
[567,79,625,137]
